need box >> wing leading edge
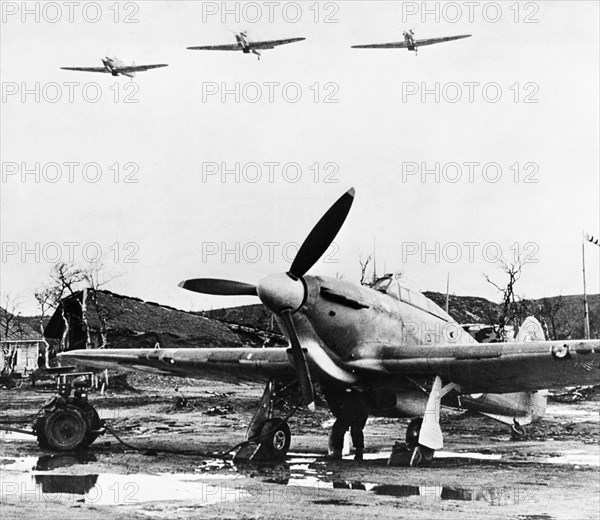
[352,34,471,49]
[118,64,169,72]
[187,43,243,51]
[248,37,306,49]
[60,67,110,73]
[415,34,472,47]
[59,347,295,384]
[351,42,409,49]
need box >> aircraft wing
[351,42,409,49]
[187,43,242,51]
[348,339,600,394]
[247,37,306,49]
[59,347,295,384]
[60,67,110,73]
[414,34,472,47]
[58,339,600,393]
[116,64,169,73]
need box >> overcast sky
[1,1,598,315]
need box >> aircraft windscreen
[374,279,453,321]
[372,278,392,293]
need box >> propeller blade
[280,310,315,411]
[289,188,355,278]
[178,278,257,296]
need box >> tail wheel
[42,405,90,451]
[511,421,527,440]
[406,418,423,449]
[260,418,291,456]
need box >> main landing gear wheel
[259,418,291,457]
[406,418,422,449]
[406,418,435,467]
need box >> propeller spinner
[179,188,356,410]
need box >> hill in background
[19,291,598,348]
[205,292,599,341]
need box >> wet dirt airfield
[1,375,599,520]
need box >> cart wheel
[42,405,90,451]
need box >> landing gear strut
[406,376,460,467]
[233,379,292,461]
[33,373,103,451]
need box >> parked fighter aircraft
[61,57,168,78]
[187,31,305,60]
[352,30,471,54]
[60,189,600,466]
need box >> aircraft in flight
[61,57,168,78]
[352,30,471,54]
[61,189,600,466]
[187,31,306,60]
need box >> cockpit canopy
[371,276,452,321]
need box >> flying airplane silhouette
[187,31,305,60]
[352,30,471,54]
[61,57,168,78]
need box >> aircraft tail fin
[514,316,546,342]
[471,316,549,426]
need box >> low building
[0,307,44,377]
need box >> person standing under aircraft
[323,386,369,460]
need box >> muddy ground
[1,373,599,520]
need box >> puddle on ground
[545,406,600,424]
[0,451,547,507]
[1,454,242,506]
[0,446,590,507]
[537,449,599,466]
[0,430,35,442]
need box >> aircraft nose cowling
[257,273,305,314]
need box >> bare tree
[82,261,118,290]
[484,257,525,341]
[1,294,24,340]
[36,261,120,354]
[34,287,55,332]
[50,262,86,299]
[0,294,25,377]
[33,286,58,368]
[82,261,119,349]
[358,254,373,286]
[538,296,564,340]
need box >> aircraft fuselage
[288,275,476,361]
[404,34,416,51]
[275,275,544,422]
[102,57,136,78]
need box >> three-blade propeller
[179,188,355,410]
